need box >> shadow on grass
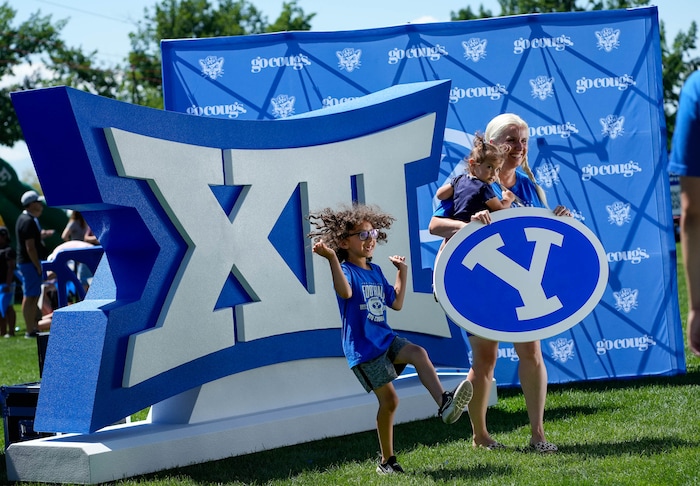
[141,415,500,484]
[135,405,607,484]
[493,374,698,405]
[141,429,382,484]
[0,401,667,485]
[422,464,514,482]
[556,436,700,457]
[546,364,700,395]
[142,431,699,485]
[394,403,610,444]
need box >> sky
[2,0,698,181]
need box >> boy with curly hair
[308,203,472,475]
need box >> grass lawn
[0,245,698,485]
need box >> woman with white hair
[429,113,570,453]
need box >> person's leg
[353,353,404,472]
[688,309,700,356]
[0,285,12,336]
[19,264,41,336]
[7,305,15,336]
[373,382,398,463]
[394,341,472,424]
[394,342,443,405]
[680,176,700,356]
[513,340,549,446]
[467,335,499,447]
[3,302,16,336]
[22,295,39,335]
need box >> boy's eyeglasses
[347,229,379,241]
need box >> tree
[453,0,646,16]
[266,1,314,33]
[450,5,494,21]
[0,2,122,149]
[126,0,315,109]
[451,0,700,148]
[1,4,62,147]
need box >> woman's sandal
[529,441,558,453]
[474,441,507,451]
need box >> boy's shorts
[352,336,410,393]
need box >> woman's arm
[61,222,72,242]
[429,216,467,239]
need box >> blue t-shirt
[670,70,700,177]
[337,261,397,368]
[491,170,545,208]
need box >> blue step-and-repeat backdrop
[160,6,685,385]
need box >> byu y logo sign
[434,208,608,342]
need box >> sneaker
[24,332,38,339]
[439,379,473,424]
[3,334,10,338]
[376,455,404,474]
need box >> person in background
[0,226,17,338]
[61,210,95,291]
[15,190,52,338]
[430,113,570,453]
[669,69,700,357]
[61,210,88,242]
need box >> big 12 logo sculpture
[11,80,468,434]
